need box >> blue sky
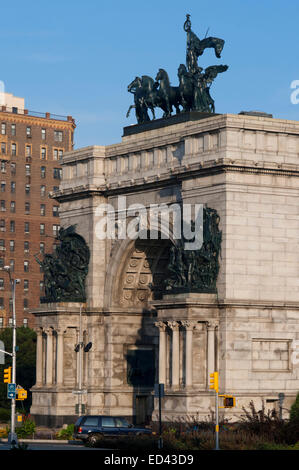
[1,0,299,148]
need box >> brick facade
[0,106,75,328]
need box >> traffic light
[209,371,219,393]
[3,366,11,383]
[16,389,27,401]
[223,396,235,408]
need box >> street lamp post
[4,266,20,446]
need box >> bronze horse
[155,68,181,118]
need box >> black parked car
[73,415,152,446]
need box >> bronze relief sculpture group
[127,15,229,124]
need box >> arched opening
[113,237,173,308]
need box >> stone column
[45,328,53,386]
[206,321,218,387]
[35,328,43,386]
[181,321,196,388]
[167,321,180,389]
[56,329,65,386]
[154,321,167,385]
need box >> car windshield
[115,418,130,427]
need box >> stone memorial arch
[29,112,299,426]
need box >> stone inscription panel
[252,339,290,371]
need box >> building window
[24,241,29,253]
[53,205,59,217]
[9,240,15,252]
[40,185,46,197]
[54,130,63,142]
[25,145,31,157]
[1,142,6,155]
[8,317,13,326]
[24,260,29,272]
[10,181,15,193]
[23,299,28,310]
[10,220,15,232]
[53,224,60,237]
[0,317,3,328]
[1,161,6,173]
[1,181,5,192]
[24,222,30,233]
[10,201,16,213]
[40,242,45,254]
[26,126,31,137]
[25,184,30,195]
[9,259,14,272]
[0,258,3,269]
[53,168,62,179]
[41,147,46,160]
[25,164,31,176]
[0,278,4,289]
[41,166,46,178]
[59,149,63,161]
[10,163,16,175]
[11,143,16,156]
[1,123,6,135]
[0,297,4,309]
[53,149,58,160]
[41,128,46,140]
[40,204,45,216]
[11,124,16,136]
[23,318,28,327]
[24,279,29,290]
[40,223,45,235]
[25,202,30,214]
[0,239,4,248]
[0,219,5,231]
[0,200,5,211]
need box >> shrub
[56,423,74,440]
[238,399,282,438]
[15,415,35,438]
[0,427,8,438]
[290,392,299,422]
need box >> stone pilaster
[167,321,180,389]
[181,320,196,387]
[154,321,167,385]
[56,328,65,386]
[45,328,53,386]
[35,328,43,386]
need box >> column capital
[154,321,167,332]
[181,320,196,331]
[166,321,180,331]
[44,327,54,336]
[56,328,66,336]
[34,327,43,336]
[206,320,219,331]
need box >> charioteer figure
[127,14,229,123]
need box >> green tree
[0,327,36,411]
[290,392,299,422]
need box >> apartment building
[0,93,75,328]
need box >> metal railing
[0,106,74,123]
